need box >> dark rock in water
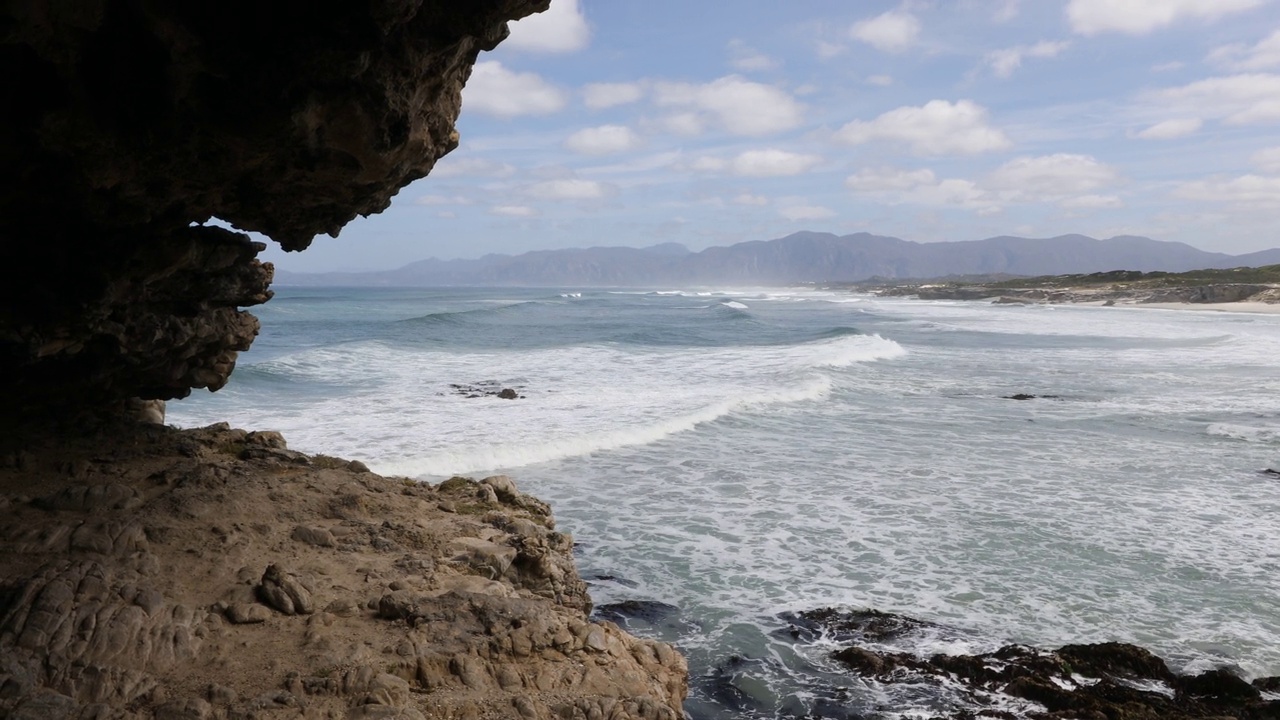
[450,382,526,400]
[586,573,640,588]
[782,607,936,643]
[1002,393,1062,400]
[1252,675,1280,692]
[1057,641,1173,681]
[595,599,681,626]
[789,607,1280,720]
[1261,468,1280,478]
[832,645,896,675]
[1176,667,1260,701]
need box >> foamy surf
[168,285,1280,720]
[1207,422,1280,444]
[380,375,835,477]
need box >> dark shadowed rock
[789,607,1279,720]
[0,0,548,426]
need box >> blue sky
[265,0,1280,272]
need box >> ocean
[169,286,1280,718]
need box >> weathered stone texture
[0,423,688,719]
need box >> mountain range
[275,232,1280,287]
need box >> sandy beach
[1111,301,1280,315]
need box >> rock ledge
[0,422,686,719]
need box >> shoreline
[1109,300,1280,314]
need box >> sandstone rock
[153,697,212,720]
[482,474,520,502]
[451,537,518,579]
[225,603,271,625]
[292,525,337,548]
[0,423,687,719]
[256,564,314,615]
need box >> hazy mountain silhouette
[276,233,1280,287]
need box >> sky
[263,0,1280,272]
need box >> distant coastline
[866,265,1280,313]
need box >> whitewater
[170,286,1280,718]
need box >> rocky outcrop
[0,0,546,424]
[780,608,1280,720]
[0,423,687,719]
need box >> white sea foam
[380,375,834,477]
[179,332,906,479]
[721,300,749,309]
[1207,422,1280,444]
[169,287,1280,717]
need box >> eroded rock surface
[0,0,545,422]
[0,423,687,719]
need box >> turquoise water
[171,287,1280,718]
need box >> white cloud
[844,155,1119,213]
[490,205,538,218]
[1144,73,1280,125]
[524,179,608,200]
[1173,174,1280,206]
[1209,29,1280,71]
[986,154,1120,199]
[564,125,642,156]
[583,82,645,110]
[1253,146,1280,172]
[1059,194,1123,209]
[414,194,473,206]
[655,113,706,136]
[1134,118,1203,139]
[687,156,727,173]
[730,149,822,177]
[834,100,1011,155]
[845,166,939,192]
[846,167,996,211]
[430,157,516,179]
[778,204,837,221]
[652,75,804,136]
[728,40,778,71]
[464,62,567,118]
[1067,0,1264,35]
[816,40,847,59]
[982,40,1070,78]
[866,75,894,86]
[850,9,921,53]
[504,0,590,53]
[1152,61,1185,72]
[733,193,770,206]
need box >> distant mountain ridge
[275,232,1280,287]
